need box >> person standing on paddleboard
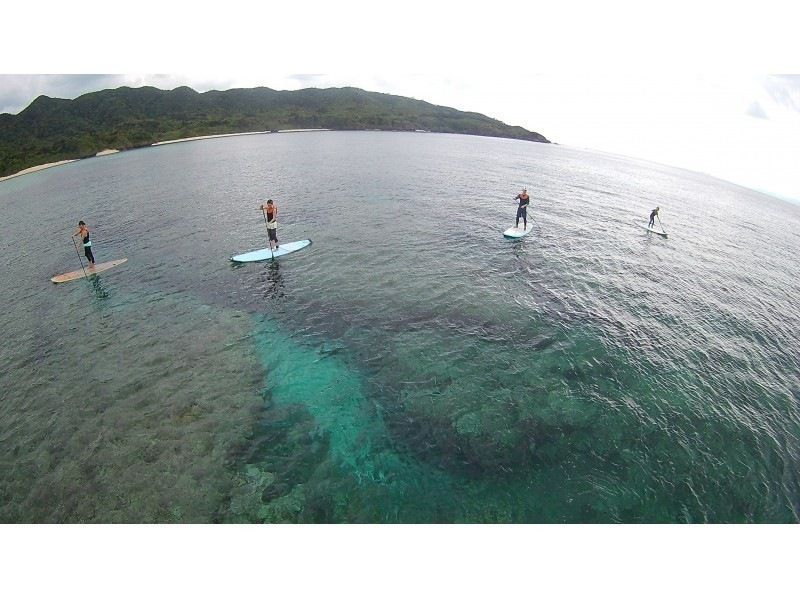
[73,220,95,267]
[260,199,279,250]
[515,188,530,229]
[648,207,660,228]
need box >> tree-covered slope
[0,85,549,177]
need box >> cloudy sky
[2,2,799,201]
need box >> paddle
[71,235,90,280]
[528,210,541,229]
[519,205,539,230]
[517,212,539,232]
[656,214,667,235]
[260,207,275,259]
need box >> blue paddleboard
[503,225,532,239]
[231,239,312,262]
[637,222,668,238]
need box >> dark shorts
[268,228,278,241]
[516,206,528,219]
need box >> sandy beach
[152,131,271,146]
[277,128,331,133]
[0,160,78,183]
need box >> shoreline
[0,160,78,183]
[151,129,333,145]
[152,131,271,146]
[276,128,331,133]
[0,129,326,183]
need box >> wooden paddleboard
[51,258,128,283]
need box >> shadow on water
[89,275,110,299]
[257,261,285,301]
[231,258,285,301]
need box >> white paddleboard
[637,223,668,238]
[503,225,532,239]
[51,258,128,283]
[231,239,312,262]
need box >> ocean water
[1,131,798,523]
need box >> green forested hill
[0,85,550,177]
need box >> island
[0,86,550,179]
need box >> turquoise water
[1,132,798,522]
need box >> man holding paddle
[73,220,95,267]
[260,199,279,251]
[648,207,660,229]
[515,188,530,230]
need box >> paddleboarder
[73,220,95,267]
[515,188,530,230]
[260,200,279,250]
[648,207,660,229]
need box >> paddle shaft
[71,236,90,280]
[657,214,667,233]
[515,201,539,228]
